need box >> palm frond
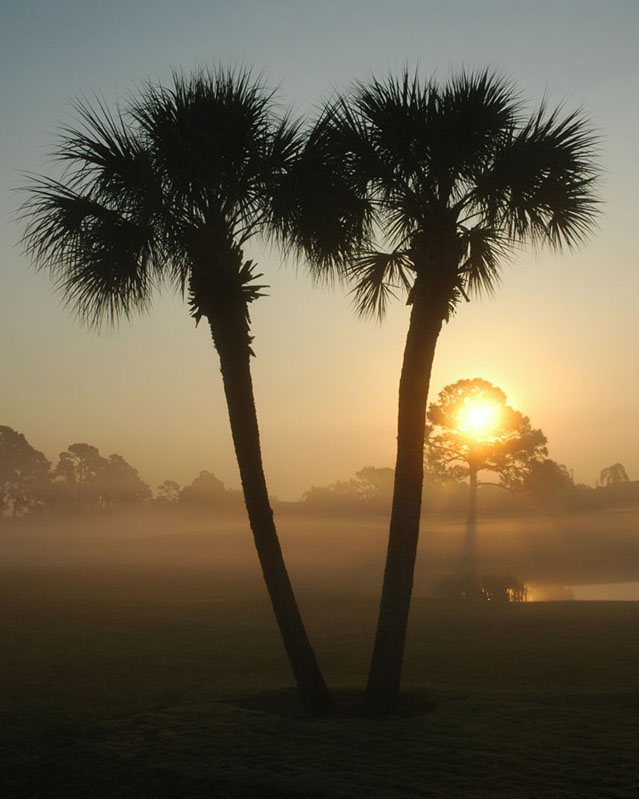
[457,224,514,296]
[348,249,413,320]
[132,66,276,235]
[21,177,156,327]
[268,107,374,280]
[476,103,601,249]
[350,73,436,213]
[435,70,520,195]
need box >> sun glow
[457,398,500,439]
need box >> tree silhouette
[426,378,547,572]
[54,443,108,507]
[20,68,331,713]
[0,426,51,517]
[101,453,151,508]
[303,466,394,511]
[157,479,180,504]
[516,458,574,504]
[599,463,629,486]
[53,444,151,510]
[284,69,600,712]
[179,470,240,506]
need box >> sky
[1,0,637,500]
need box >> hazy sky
[1,0,637,499]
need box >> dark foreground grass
[5,688,638,798]
[2,567,638,798]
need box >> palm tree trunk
[464,465,478,574]
[208,311,332,715]
[365,296,444,714]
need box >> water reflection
[527,582,639,601]
[567,581,639,601]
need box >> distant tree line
[0,426,240,518]
[303,382,636,518]
[303,467,395,512]
[302,459,636,516]
[2,424,635,520]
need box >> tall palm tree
[20,67,332,714]
[279,69,600,713]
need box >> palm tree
[280,69,600,713]
[20,67,332,714]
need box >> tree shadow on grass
[222,687,437,719]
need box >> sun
[457,397,500,439]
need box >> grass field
[2,512,638,797]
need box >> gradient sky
[1,0,637,499]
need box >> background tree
[20,67,330,712]
[599,463,629,486]
[282,68,599,712]
[53,444,151,510]
[156,479,180,505]
[303,466,394,511]
[356,467,395,502]
[53,443,108,509]
[0,426,51,517]
[303,477,363,510]
[426,378,547,572]
[179,470,241,507]
[101,453,151,508]
[515,458,575,505]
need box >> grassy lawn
[2,563,638,798]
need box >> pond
[566,581,639,600]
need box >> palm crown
[285,69,599,319]
[21,67,299,336]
